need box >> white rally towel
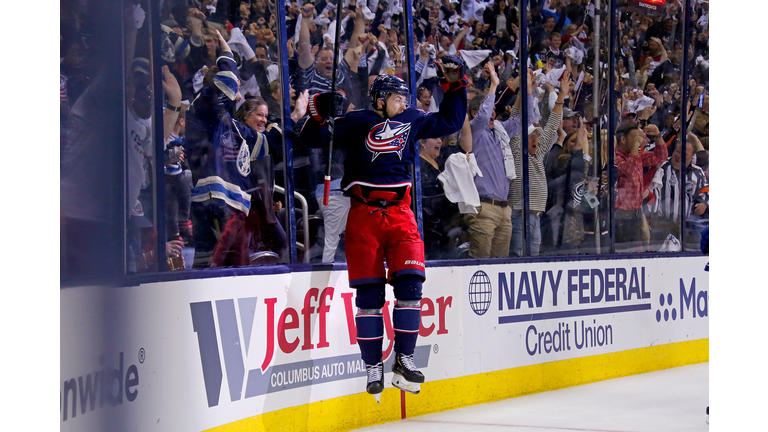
[697,11,708,30]
[228,28,255,60]
[627,95,655,113]
[192,66,207,94]
[565,46,584,64]
[361,5,375,20]
[438,153,483,214]
[544,65,568,88]
[294,13,302,44]
[238,74,262,103]
[492,120,516,180]
[461,0,493,23]
[323,20,338,50]
[267,64,279,84]
[459,49,492,69]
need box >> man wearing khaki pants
[464,63,535,258]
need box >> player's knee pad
[355,283,386,309]
[391,275,423,301]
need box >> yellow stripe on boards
[405,338,709,418]
[203,388,403,432]
[205,338,708,432]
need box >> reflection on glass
[588,128,611,254]
[62,1,710,281]
[642,5,709,252]
[150,0,289,268]
[533,1,609,258]
[125,2,158,273]
[646,135,708,252]
[683,0,710,252]
[611,2,700,254]
[546,121,596,255]
[61,2,125,279]
[420,136,464,260]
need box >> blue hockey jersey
[183,53,269,215]
[301,88,467,191]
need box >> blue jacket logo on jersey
[236,141,251,177]
[366,119,411,161]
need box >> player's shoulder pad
[342,109,371,119]
[404,106,427,116]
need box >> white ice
[353,362,709,432]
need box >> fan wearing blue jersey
[301,56,469,401]
[183,30,270,268]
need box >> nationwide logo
[61,351,140,422]
[655,277,708,323]
[190,288,452,407]
[366,119,411,161]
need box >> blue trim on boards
[61,251,704,289]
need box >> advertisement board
[60,256,709,431]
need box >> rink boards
[60,256,709,431]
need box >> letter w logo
[190,298,258,407]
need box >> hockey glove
[307,90,346,123]
[436,55,469,92]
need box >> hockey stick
[323,0,345,206]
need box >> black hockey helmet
[370,74,411,108]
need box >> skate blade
[372,392,381,404]
[391,374,421,394]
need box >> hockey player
[300,56,469,400]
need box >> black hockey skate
[391,353,424,394]
[366,362,384,403]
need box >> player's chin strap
[376,92,391,119]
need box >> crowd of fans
[61,0,710,272]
